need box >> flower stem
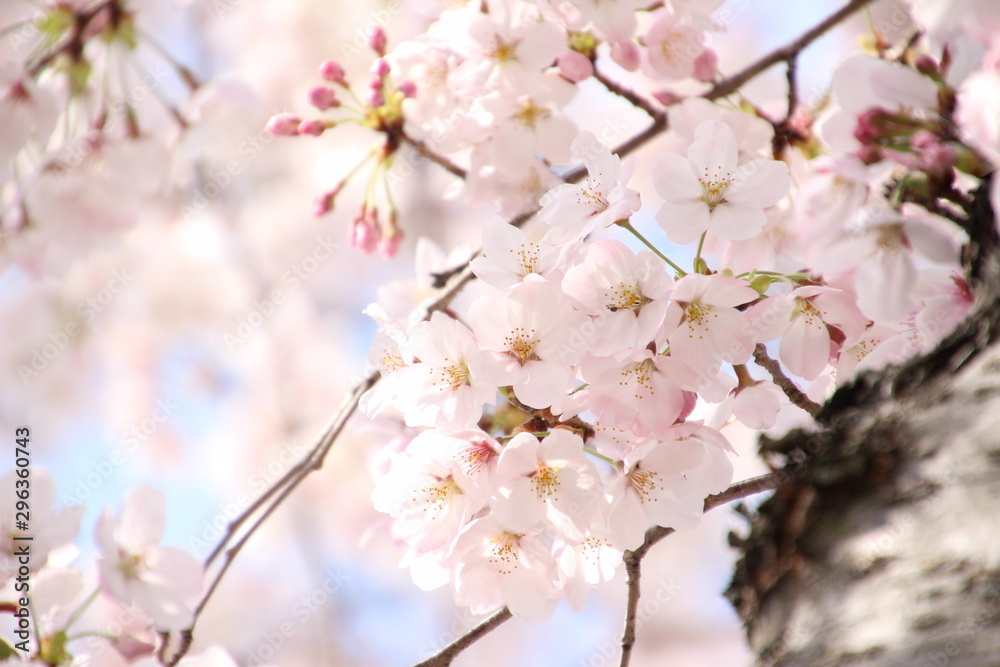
[64,588,101,631]
[617,220,687,276]
[584,447,618,466]
[693,232,707,273]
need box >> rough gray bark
[728,181,1000,667]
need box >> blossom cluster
[259,0,1000,620]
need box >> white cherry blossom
[654,120,790,245]
[95,485,203,631]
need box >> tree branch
[619,472,783,667]
[397,130,468,180]
[593,68,666,124]
[702,0,877,102]
[413,607,514,667]
[753,344,822,417]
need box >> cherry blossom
[654,120,790,244]
[553,528,622,612]
[392,312,496,428]
[489,430,602,540]
[661,273,759,373]
[643,13,704,80]
[578,349,698,438]
[537,131,641,244]
[747,286,867,381]
[468,279,590,409]
[451,516,560,619]
[470,218,561,289]
[95,485,203,631]
[372,431,488,551]
[607,423,734,550]
[561,240,671,354]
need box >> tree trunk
[728,181,1000,667]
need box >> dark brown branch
[413,607,513,667]
[784,57,799,121]
[703,0,877,102]
[593,68,667,124]
[753,344,822,416]
[503,390,596,440]
[618,472,783,667]
[398,131,468,180]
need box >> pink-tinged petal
[607,478,650,551]
[670,273,757,308]
[514,360,574,409]
[653,152,702,200]
[657,199,712,245]
[780,313,832,380]
[538,429,585,463]
[746,297,794,342]
[519,21,566,69]
[687,120,739,175]
[732,382,785,429]
[856,251,918,323]
[709,201,767,241]
[537,115,578,165]
[496,433,541,479]
[812,290,867,344]
[902,212,965,264]
[491,477,546,533]
[726,159,790,208]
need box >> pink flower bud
[693,48,718,83]
[318,60,347,85]
[265,113,302,136]
[379,223,402,259]
[854,145,884,165]
[651,89,682,107]
[366,89,385,108]
[610,41,640,72]
[557,50,594,83]
[371,58,391,77]
[369,27,387,56]
[297,119,327,136]
[353,209,381,254]
[312,186,340,217]
[853,107,892,145]
[914,54,940,78]
[398,80,417,98]
[307,85,340,111]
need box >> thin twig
[398,130,468,180]
[413,607,514,667]
[593,68,666,123]
[753,344,822,416]
[702,0,877,101]
[618,472,783,667]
